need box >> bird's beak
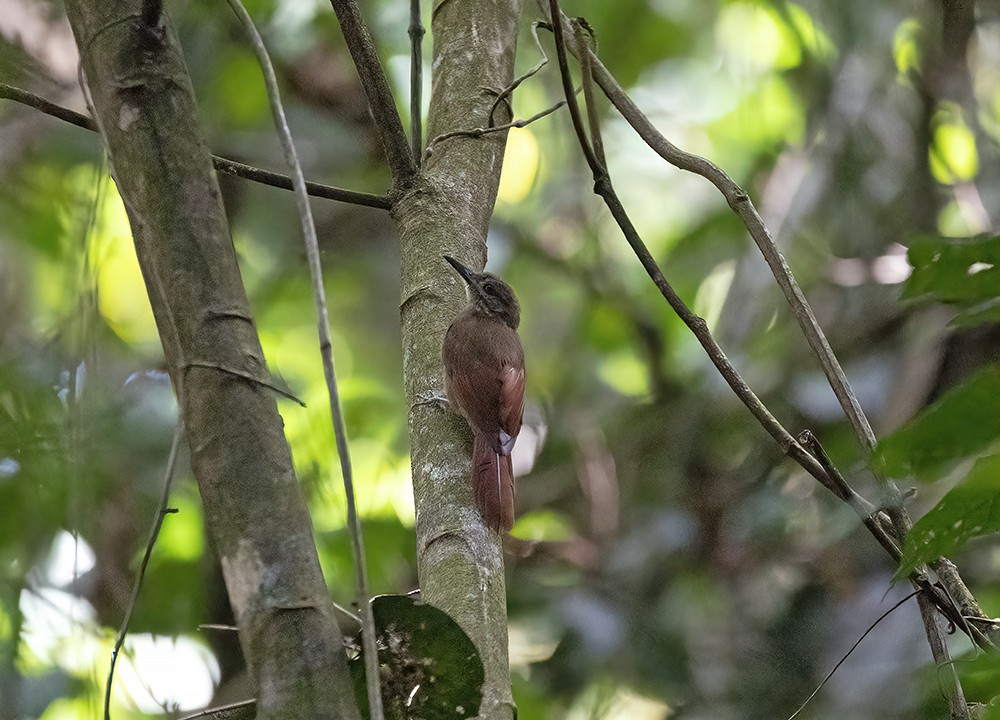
[443,255,477,285]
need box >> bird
[441,255,525,533]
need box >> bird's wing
[498,363,525,455]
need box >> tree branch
[408,0,424,165]
[225,2,382,717]
[327,0,416,186]
[0,82,392,209]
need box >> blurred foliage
[2,0,1000,718]
[898,454,1000,577]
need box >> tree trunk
[62,3,360,718]
[394,1,525,718]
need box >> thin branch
[486,21,554,125]
[425,96,573,158]
[0,83,392,209]
[104,420,184,720]
[408,0,424,164]
[181,360,305,406]
[786,589,923,720]
[548,9,989,662]
[546,12,878,459]
[178,699,257,720]
[916,590,969,719]
[547,1,857,511]
[224,3,383,718]
[327,0,416,187]
[0,82,97,131]
[574,25,605,168]
[212,156,392,209]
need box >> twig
[327,0,416,187]
[426,97,573,158]
[786,589,923,720]
[0,83,392,209]
[224,3,383,718]
[181,360,305,406]
[547,4,990,669]
[104,420,184,720]
[799,434,990,649]
[178,699,257,720]
[212,156,392,209]
[916,590,969,719]
[486,21,553,125]
[408,0,424,164]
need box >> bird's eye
[483,282,496,295]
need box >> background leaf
[896,455,1000,577]
[875,365,1000,479]
[349,594,484,720]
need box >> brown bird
[442,255,525,533]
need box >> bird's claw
[413,390,450,410]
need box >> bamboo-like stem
[225,2,382,718]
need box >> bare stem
[225,3,383,718]
[539,4,878,462]
[426,96,572,158]
[0,83,391,209]
[409,0,424,164]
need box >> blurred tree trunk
[394,0,525,717]
[61,3,360,718]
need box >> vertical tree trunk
[394,1,525,717]
[62,4,360,718]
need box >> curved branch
[542,13,878,457]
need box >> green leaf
[952,298,1000,328]
[350,595,484,720]
[896,455,1000,577]
[875,365,1000,478]
[905,234,1000,303]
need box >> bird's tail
[472,433,515,533]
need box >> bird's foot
[412,390,450,411]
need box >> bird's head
[444,255,520,329]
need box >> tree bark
[62,4,360,718]
[394,1,525,718]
